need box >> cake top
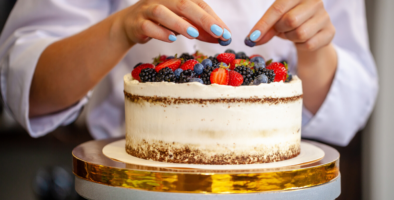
[131,50,294,87]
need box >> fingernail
[250,30,261,41]
[187,27,199,38]
[210,24,223,36]
[169,35,177,42]
[223,28,231,40]
[219,38,232,46]
[245,37,256,47]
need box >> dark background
[0,1,363,200]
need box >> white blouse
[0,0,378,146]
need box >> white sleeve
[301,0,378,146]
[0,0,111,137]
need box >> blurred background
[0,0,393,200]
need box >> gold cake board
[72,138,340,194]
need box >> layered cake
[124,51,303,165]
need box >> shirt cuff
[301,44,378,146]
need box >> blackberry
[156,67,175,82]
[139,68,157,83]
[178,69,196,83]
[180,53,194,63]
[234,66,254,85]
[254,68,275,83]
[201,65,219,85]
[208,56,219,67]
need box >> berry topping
[249,54,264,59]
[218,38,232,46]
[180,53,194,63]
[235,52,249,60]
[224,49,236,54]
[229,59,249,70]
[178,69,196,83]
[216,53,235,65]
[139,68,157,82]
[201,65,219,85]
[234,65,254,85]
[156,67,176,82]
[174,68,183,78]
[250,56,265,64]
[254,68,275,83]
[201,59,213,68]
[189,78,204,84]
[210,68,229,85]
[152,55,168,65]
[180,59,199,71]
[228,71,243,86]
[192,51,208,63]
[286,72,293,82]
[266,62,287,82]
[194,63,205,75]
[131,63,154,81]
[253,74,269,85]
[155,59,181,72]
[208,56,219,67]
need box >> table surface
[72,139,340,195]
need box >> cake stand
[72,139,341,200]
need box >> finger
[274,1,321,33]
[247,0,300,42]
[295,24,335,51]
[190,0,232,40]
[146,4,200,39]
[183,17,219,43]
[255,27,278,45]
[284,11,330,43]
[164,0,227,39]
[139,19,178,43]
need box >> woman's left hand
[246,0,335,51]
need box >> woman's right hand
[115,0,232,45]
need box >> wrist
[108,10,136,50]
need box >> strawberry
[155,59,181,72]
[228,71,243,86]
[249,54,264,59]
[131,63,154,81]
[216,53,235,65]
[229,59,250,70]
[180,59,199,71]
[210,68,229,85]
[266,62,287,82]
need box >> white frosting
[124,73,303,160]
[124,74,302,99]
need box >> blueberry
[285,73,293,82]
[174,68,183,78]
[189,78,204,84]
[244,37,256,47]
[194,63,204,75]
[253,74,269,85]
[225,49,236,54]
[250,56,265,64]
[219,38,232,46]
[235,52,247,59]
[253,62,265,70]
[166,56,175,59]
[218,62,228,67]
[201,59,212,68]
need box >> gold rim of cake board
[72,138,339,194]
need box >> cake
[124,52,303,165]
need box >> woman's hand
[245,0,335,51]
[116,0,232,46]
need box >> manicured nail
[245,37,256,47]
[168,35,177,42]
[187,27,199,38]
[250,30,261,41]
[210,24,223,36]
[223,28,231,40]
[218,38,232,46]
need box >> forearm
[29,12,133,117]
[297,44,337,114]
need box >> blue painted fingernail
[187,27,199,38]
[223,28,231,40]
[210,24,223,36]
[250,30,261,41]
[245,37,256,47]
[169,35,177,42]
